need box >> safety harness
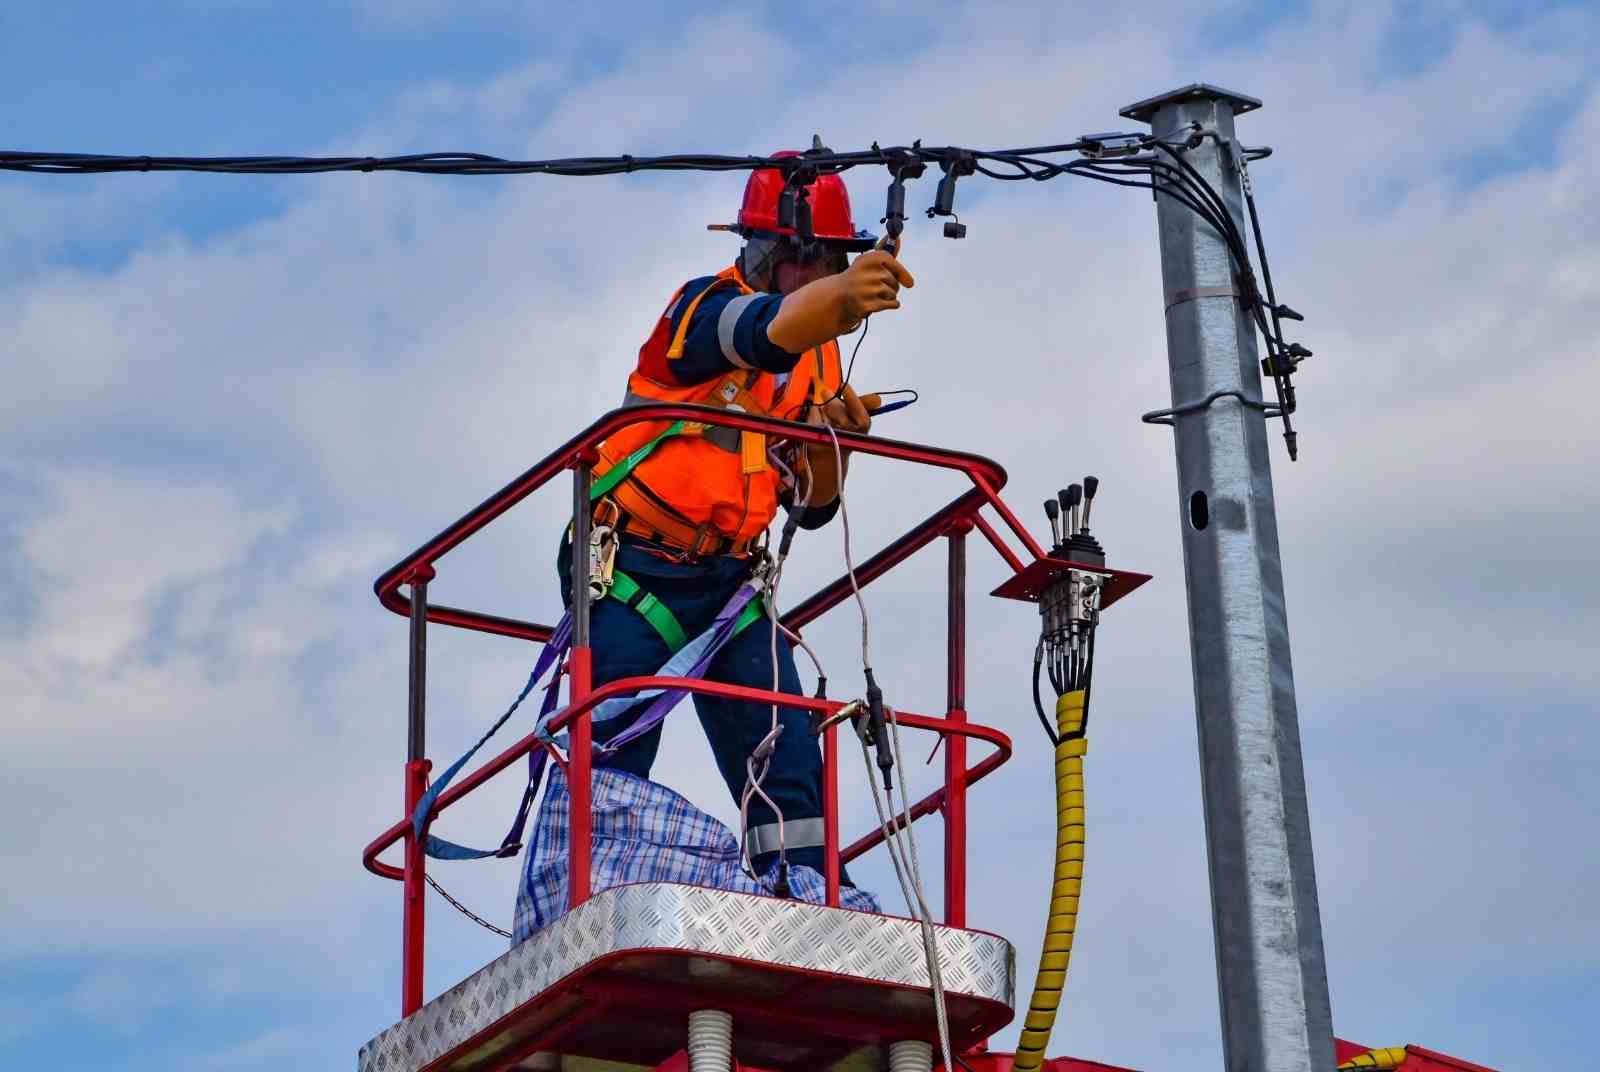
[596,270,841,558]
[414,273,834,863]
[410,441,771,863]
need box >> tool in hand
[857,390,918,417]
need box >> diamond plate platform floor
[360,882,1016,1072]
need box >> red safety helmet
[717,149,877,252]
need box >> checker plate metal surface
[359,882,1014,1072]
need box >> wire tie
[1163,284,1239,310]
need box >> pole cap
[1120,83,1262,124]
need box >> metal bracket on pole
[1121,84,1335,1072]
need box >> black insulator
[932,171,958,217]
[806,678,831,735]
[795,190,814,240]
[884,180,906,239]
[778,510,802,559]
[864,668,893,791]
[1065,484,1082,509]
[1275,304,1305,322]
[942,220,966,239]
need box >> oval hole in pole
[1190,490,1210,531]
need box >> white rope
[737,444,818,881]
[828,422,954,1072]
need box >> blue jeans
[557,534,835,875]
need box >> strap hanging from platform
[413,561,769,863]
[413,614,573,861]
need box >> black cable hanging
[1,125,1314,457]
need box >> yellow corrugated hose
[1012,689,1087,1072]
[1338,1046,1409,1069]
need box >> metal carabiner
[588,524,617,600]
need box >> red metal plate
[423,948,1012,1072]
[990,557,1153,609]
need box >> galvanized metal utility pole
[1121,85,1335,1072]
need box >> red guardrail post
[824,722,840,907]
[402,565,434,1017]
[944,524,969,928]
[567,457,594,908]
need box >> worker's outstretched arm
[767,248,914,353]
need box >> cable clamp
[927,151,975,239]
[811,698,866,737]
[1078,131,1146,159]
[1142,389,1281,426]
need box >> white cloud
[2,4,1596,1071]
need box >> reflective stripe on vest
[596,265,845,546]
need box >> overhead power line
[0,127,1310,458]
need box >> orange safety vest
[595,265,842,554]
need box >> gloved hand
[767,246,915,354]
[819,383,873,434]
[834,248,915,334]
[798,384,872,506]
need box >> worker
[556,151,914,888]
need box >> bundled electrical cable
[1015,479,1110,1072]
[2,124,1313,459]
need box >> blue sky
[4,3,1597,1071]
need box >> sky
[3,2,1597,1070]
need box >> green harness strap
[605,567,766,654]
[606,569,689,651]
[587,418,766,652]
[589,419,688,501]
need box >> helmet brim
[721,225,879,253]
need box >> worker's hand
[767,241,915,354]
[836,247,915,333]
[819,384,872,436]
[796,385,871,507]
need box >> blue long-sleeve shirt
[661,275,839,529]
[661,277,800,386]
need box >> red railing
[365,403,1049,1016]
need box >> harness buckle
[685,524,721,561]
[592,498,622,529]
[749,549,774,587]
[747,530,774,588]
